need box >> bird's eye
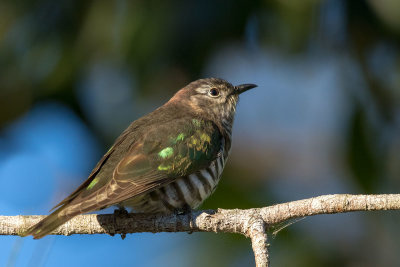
[208,88,220,97]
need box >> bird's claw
[112,207,129,239]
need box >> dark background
[1,0,400,266]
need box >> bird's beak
[234,83,258,94]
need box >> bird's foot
[114,207,129,216]
[173,204,193,215]
[113,207,129,240]
[174,204,194,234]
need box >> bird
[22,78,257,239]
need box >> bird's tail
[20,207,74,239]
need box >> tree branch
[2,194,400,266]
[248,219,269,267]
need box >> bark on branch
[2,194,400,267]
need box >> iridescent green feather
[153,119,221,176]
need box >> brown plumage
[21,78,257,239]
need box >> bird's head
[170,78,257,129]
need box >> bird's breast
[123,153,228,213]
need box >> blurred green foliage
[1,0,400,266]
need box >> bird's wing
[61,118,223,214]
[49,125,132,211]
[23,118,223,239]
